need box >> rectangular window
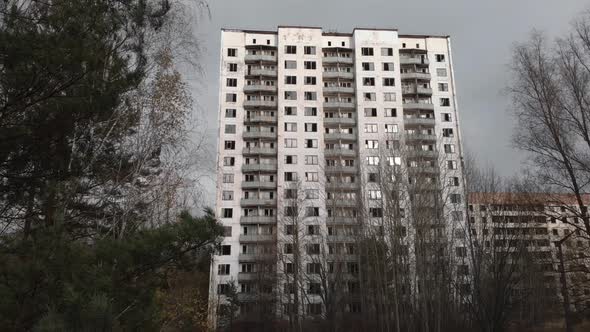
[304,46,316,55]
[304,76,317,85]
[284,122,297,132]
[285,45,296,54]
[449,177,460,186]
[224,124,236,134]
[364,124,378,133]
[221,245,231,255]
[382,62,394,71]
[440,98,451,106]
[284,106,296,115]
[365,140,379,149]
[364,93,376,101]
[442,113,452,122]
[305,139,318,148]
[284,243,293,254]
[305,123,318,132]
[222,208,233,218]
[285,60,297,69]
[223,226,232,237]
[226,78,237,87]
[384,92,396,101]
[451,194,462,204]
[227,48,237,57]
[225,109,236,118]
[367,156,380,165]
[284,172,297,181]
[307,263,321,274]
[222,174,234,183]
[437,68,448,77]
[384,124,398,133]
[362,62,375,71]
[369,190,382,200]
[306,207,320,217]
[306,189,319,199]
[385,108,397,117]
[444,144,455,153]
[447,160,458,170]
[284,138,297,148]
[381,47,393,56]
[436,54,446,62]
[383,78,395,86]
[226,93,237,102]
[443,128,454,137]
[284,189,297,199]
[222,157,233,167]
[304,61,317,69]
[361,47,374,56]
[284,91,297,100]
[285,155,297,164]
[224,141,235,150]
[306,172,319,182]
[228,63,237,72]
[222,191,234,200]
[304,107,318,116]
[438,83,449,91]
[285,76,297,84]
[364,108,377,117]
[304,91,317,100]
[218,264,230,275]
[363,77,375,86]
[305,155,318,165]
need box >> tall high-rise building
[211,26,467,325]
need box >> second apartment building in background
[211,26,467,327]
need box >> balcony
[241,181,276,190]
[242,147,277,155]
[327,235,357,242]
[325,183,359,191]
[325,166,357,174]
[248,68,277,77]
[324,149,356,157]
[323,117,356,126]
[323,86,355,94]
[241,163,277,173]
[245,54,277,63]
[406,133,437,142]
[239,234,275,243]
[323,71,354,80]
[244,85,277,93]
[243,115,277,124]
[400,72,432,81]
[402,86,433,95]
[326,217,358,224]
[404,117,436,126]
[399,57,430,66]
[240,216,276,224]
[326,199,358,208]
[408,167,440,175]
[403,102,435,111]
[408,150,438,159]
[324,132,356,141]
[243,99,277,108]
[240,198,277,206]
[323,101,356,110]
[242,131,277,140]
[323,56,354,65]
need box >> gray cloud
[188,0,589,206]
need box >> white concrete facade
[210,26,466,323]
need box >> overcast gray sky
[187,0,590,207]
